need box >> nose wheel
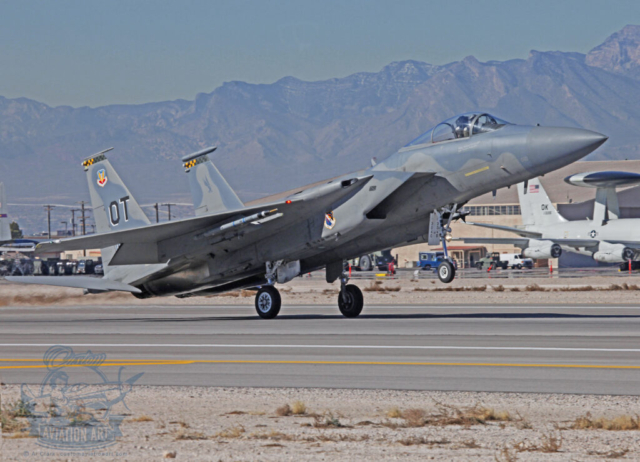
[255,286,281,319]
[437,260,455,283]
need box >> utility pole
[43,205,55,238]
[154,203,159,223]
[77,201,89,256]
[162,203,175,221]
[79,201,87,236]
[60,221,67,233]
[71,209,81,236]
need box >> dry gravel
[2,386,640,461]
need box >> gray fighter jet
[8,113,607,318]
[461,172,640,264]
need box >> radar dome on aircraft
[564,171,640,188]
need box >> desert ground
[2,386,640,461]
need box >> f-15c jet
[461,171,640,264]
[8,112,607,318]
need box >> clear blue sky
[1,0,638,108]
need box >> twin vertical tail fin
[182,147,243,216]
[82,148,151,272]
[517,177,566,227]
[0,182,11,242]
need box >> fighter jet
[460,172,640,264]
[8,113,607,318]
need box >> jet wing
[5,276,142,293]
[457,237,600,248]
[35,174,373,263]
[464,222,542,238]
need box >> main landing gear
[254,265,365,319]
[338,274,363,318]
[253,281,364,319]
[255,286,281,319]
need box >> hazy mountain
[1,26,640,233]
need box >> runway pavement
[1,304,640,395]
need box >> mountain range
[2,25,640,233]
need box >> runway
[1,304,640,395]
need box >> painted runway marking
[2,359,640,370]
[2,343,640,352]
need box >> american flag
[529,184,540,193]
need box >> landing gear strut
[255,286,281,319]
[433,205,458,283]
[338,273,363,318]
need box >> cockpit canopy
[405,113,511,147]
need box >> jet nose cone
[527,127,608,173]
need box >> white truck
[499,253,533,270]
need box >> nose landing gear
[432,205,460,283]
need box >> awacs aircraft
[7,113,607,318]
[460,172,640,264]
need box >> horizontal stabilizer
[6,276,142,293]
[457,237,601,249]
[465,221,542,238]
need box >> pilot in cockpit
[454,115,471,138]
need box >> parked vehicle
[418,251,444,270]
[56,260,78,275]
[350,250,395,271]
[500,253,533,270]
[418,252,457,270]
[476,252,503,270]
[77,258,101,275]
[476,252,533,270]
[39,258,61,275]
[94,264,104,275]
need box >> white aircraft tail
[517,177,566,227]
[0,182,11,241]
[182,147,243,216]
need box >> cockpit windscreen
[404,113,510,147]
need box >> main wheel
[516,263,522,270]
[255,286,281,319]
[437,261,455,283]
[338,284,364,318]
[359,255,372,272]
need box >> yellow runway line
[2,358,640,370]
